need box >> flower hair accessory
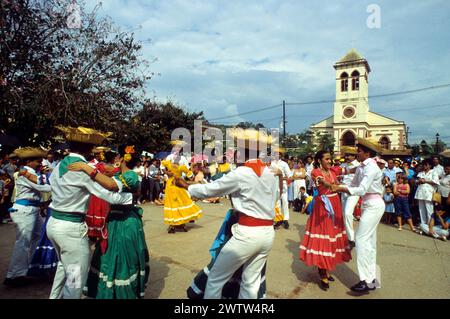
[124,145,135,162]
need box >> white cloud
[92,0,450,141]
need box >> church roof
[338,48,364,63]
[334,48,371,72]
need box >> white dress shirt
[270,160,292,190]
[133,166,144,182]
[49,153,132,213]
[347,158,384,197]
[415,170,439,201]
[188,164,280,220]
[433,164,445,180]
[342,159,360,186]
[165,153,189,167]
[42,159,59,171]
[439,174,450,198]
[15,166,52,201]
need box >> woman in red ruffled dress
[299,150,351,290]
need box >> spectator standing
[383,185,395,225]
[433,157,445,180]
[414,158,439,225]
[393,174,416,232]
[438,164,450,211]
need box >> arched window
[340,72,348,92]
[341,131,356,147]
[351,70,360,90]
[379,136,390,150]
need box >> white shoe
[440,235,448,242]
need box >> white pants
[46,217,90,299]
[204,224,275,299]
[342,194,360,242]
[419,223,449,238]
[280,185,289,221]
[355,199,385,283]
[418,200,434,225]
[6,205,42,279]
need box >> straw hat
[341,146,357,155]
[271,145,286,154]
[170,140,188,147]
[56,126,112,145]
[375,156,387,166]
[13,147,48,159]
[92,146,111,154]
[356,137,382,154]
[228,128,274,149]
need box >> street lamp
[435,133,440,154]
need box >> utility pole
[282,100,286,145]
[406,126,411,146]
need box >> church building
[310,49,409,156]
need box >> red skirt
[299,194,351,270]
[86,195,110,254]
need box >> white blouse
[414,170,439,201]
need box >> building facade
[310,49,408,155]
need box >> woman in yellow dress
[161,158,203,233]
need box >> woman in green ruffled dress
[68,145,149,299]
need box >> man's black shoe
[283,221,290,229]
[3,277,31,287]
[350,280,376,292]
[348,241,356,250]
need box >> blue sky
[88,0,450,145]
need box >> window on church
[340,72,348,92]
[351,70,360,90]
[379,136,390,150]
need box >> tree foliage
[0,0,152,146]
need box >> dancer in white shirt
[46,126,133,299]
[270,147,292,229]
[4,147,50,287]
[176,129,281,299]
[340,146,360,249]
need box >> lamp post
[435,133,440,154]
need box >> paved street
[1,201,449,299]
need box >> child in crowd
[383,185,395,224]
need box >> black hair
[118,145,141,169]
[300,186,306,190]
[357,143,377,157]
[421,158,434,168]
[69,141,95,156]
[313,150,329,169]
[104,151,117,164]
[234,148,260,165]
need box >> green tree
[0,0,152,146]
[125,101,204,152]
[315,132,335,155]
[420,140,434,156]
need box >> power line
[208,103,281,121]
[207,82,450,121]
[275,102,450,121]
[286,83,450,106]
